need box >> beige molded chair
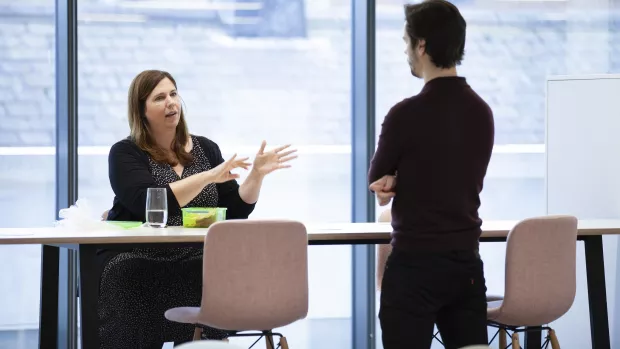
[165,220,309,349]
[487,215,578,349]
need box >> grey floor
[0,330,39,349]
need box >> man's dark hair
[404,0,466,68]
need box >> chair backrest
[499,215,578,326]
[197,219,309,331]
[376,209,392,290]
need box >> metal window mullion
[55,0,79,347]
[351,0,376,347]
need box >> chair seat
[175,341,245,348]
[486,295,504,323]
[486,294,503,302]
[487,299,560,327]
[165,307,202,325]
[487,300,503,322]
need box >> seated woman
[100,69,296,349]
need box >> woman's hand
[236,142,296,205]
[207,154,251,183]
[251,141,298,176]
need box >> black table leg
[60,248,79,349]
[524,327,541,349]
[584,235,611,349]
[40,245,79,349]
[79,245,101,349]
[39,245,60,349]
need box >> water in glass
[146,188,168,228]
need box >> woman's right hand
[206,154,252,183]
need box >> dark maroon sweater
[369,76,494,252]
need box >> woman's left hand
[252,141,298,176]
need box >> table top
[0,220,620,245]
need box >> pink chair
[175,342,245,349]
[165,220,309,349]
[487,215,578,349]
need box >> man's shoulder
[384,95,423,123]
[393,94,424,110]
[462,86,494,122]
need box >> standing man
[368,1,495,348]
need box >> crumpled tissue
[54,198,122,231]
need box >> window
[374,0,619,347]
[0,0,56,347]
[76,0,353,347]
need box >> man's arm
[368,105,402,185]
[370,175,397,206]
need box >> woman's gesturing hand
[207,154,251,183]
[252,141,298,176]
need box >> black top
[369,76,494,252]
[106,135,255,223]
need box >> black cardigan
[106,135,255,223]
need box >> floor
[0,330,39,349]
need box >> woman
[100,69,297,349]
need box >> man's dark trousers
[379,248,489,349]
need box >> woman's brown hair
[127,70,192,166]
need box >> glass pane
[76,0,352,347]
[0,0,55,347]
[374,0,619,348]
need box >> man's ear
[417,39,426,57]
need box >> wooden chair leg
[499,328,507,349]
[548,329,560,349]
[279,336,289,349]
[512,332,520,349]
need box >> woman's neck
[152,129,176,152]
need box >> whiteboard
[546,74,620,348]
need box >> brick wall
[1,4,619,147]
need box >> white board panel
[546,74,620,348]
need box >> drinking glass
[146,188,168,228]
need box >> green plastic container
[106,221,143,229]
[182,207,227,228]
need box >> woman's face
[143,77,180,133]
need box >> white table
[1,219,620,245]
[1,220,618,349]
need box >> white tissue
[54,198,122,231]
